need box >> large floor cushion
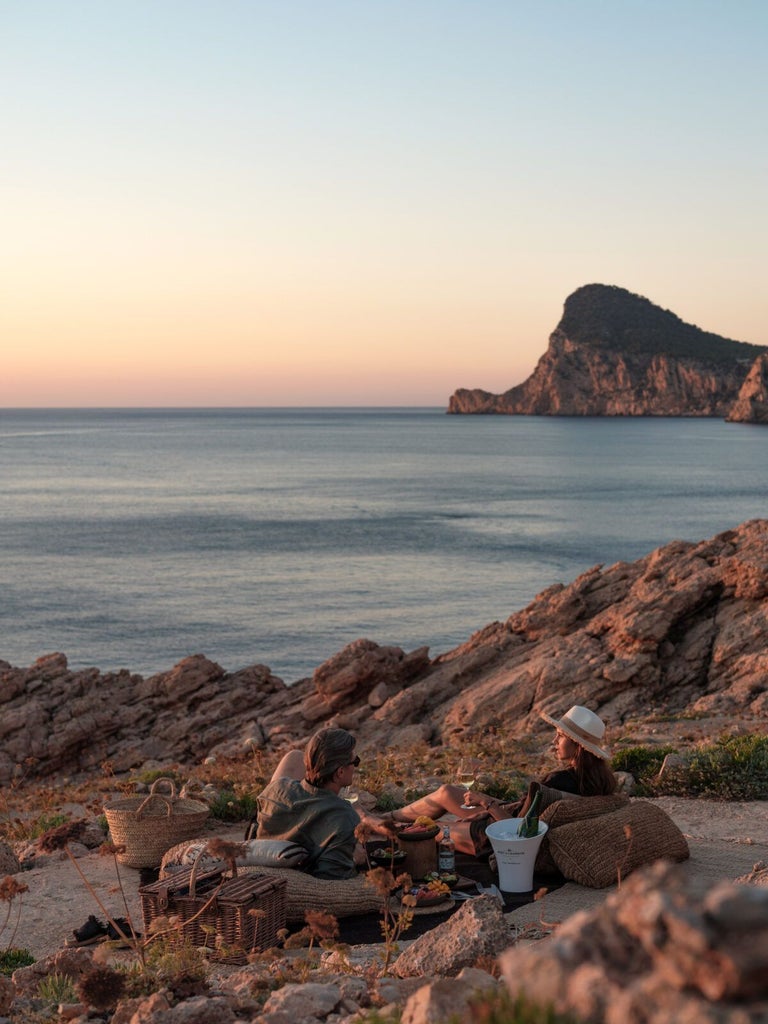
[545,800,690,888]
[240,865,385,922]
[541,792,629,828]
[533,794,629,874]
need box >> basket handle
[188,843,238,897]
[149,778,178,799]
[132,778,175,820]
[134,793,174,819]
[133,777,178,819]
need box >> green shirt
[256,777,359,879]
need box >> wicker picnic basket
[139,860,287,961]
[104,778,210,869]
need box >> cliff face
[449,284,765,418]
[3,518,768,783]
[449,332,751,416]
[726,351,768,424]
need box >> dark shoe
[106,918,141,946]
[65,915,108,946]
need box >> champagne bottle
[517,790,541,838]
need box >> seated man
[256,727,364,879]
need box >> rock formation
[3,518,768,783]
[726,351,768,424]
[500,860,768,1022]
[448,284,766,419]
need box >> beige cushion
[545,800,689,888]
[240,865,385,922]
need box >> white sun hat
[540,705,611,760]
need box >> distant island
[448,284,768,421]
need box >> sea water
[1,408,767,682]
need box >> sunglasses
[347,755,361,767]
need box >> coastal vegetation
[556,283,764,364]
[2,729,767,851]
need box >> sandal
[65,915,108,946]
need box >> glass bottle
[438,825,455,872]
[517,790,542,838]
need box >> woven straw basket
[104,778,209,869]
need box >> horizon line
[0,404,449,412]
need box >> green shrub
[134,769,181,786]
[373,791,404,813]
[467,987,580,1023]
[208,789,258,822]
[675,734,768,799]
[611,745,677,794]
[38,970,77,1004]
[8,811,71,843]
[0,947,34,975]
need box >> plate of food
[396,816,440,841]
[410,888,446,907]
[402,880,452,906]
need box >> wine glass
[457,758,478,809]
[340,786,359,805]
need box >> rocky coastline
[3,517,768,785]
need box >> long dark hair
[572,745,617,796]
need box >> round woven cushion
[240,865,385,922]
[545,800,689,888]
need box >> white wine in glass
[457,758,478,809]
[340,786,359,804]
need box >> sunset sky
[3,1,766,407]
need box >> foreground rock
[393,894,511,977]
[500,860,768,1023]
[448,283,766,420]
[3,517,768,782]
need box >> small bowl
[424,871,459,889]
[370,846,406,864]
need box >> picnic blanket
[329,851,563,944]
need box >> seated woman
[256,727,365,879]
[376,706,617,852]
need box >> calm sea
[1,408,766,683]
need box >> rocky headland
[3,517,768,785]
[449,284,767,420]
